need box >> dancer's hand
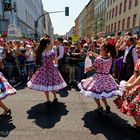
[86,51,92,56]
[125,83,133,91]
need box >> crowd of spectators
[0,31,139,89]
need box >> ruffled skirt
[114,81,140,118]
[0,73,16,100]
[78,73,120,99]
[27,65,67,91]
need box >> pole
[34,11,65,40]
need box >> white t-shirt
[25,50,35,61]
[57,45,64,60]
[123,45,138,64]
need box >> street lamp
[34,7,69,40]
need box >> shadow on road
[0,116,16,137]
[82,111,140,140]
[27,102,69,129]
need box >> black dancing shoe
[94,106,103,113]
[0,109,11,117]
[105,105,111,114]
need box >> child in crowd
[25,44,36,80]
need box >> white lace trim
[78,83,122,99]
[27,81,67,91]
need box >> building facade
[81,6,87,39]
[77,12,83,38]
[75,0,95,39]
[44,11,54,40]
[105,0,139,35]
[0,0,45,38]
[0,0,3,19]
[86,0,95,38]
[66,26,75,38]
[93,0,106,36]
[74,17,78,36]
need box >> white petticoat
[27,81,67,91]
[78,80,126,99]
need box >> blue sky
[42,0,90,35]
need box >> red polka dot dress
[78,56,119,99]
[27,50,67,91]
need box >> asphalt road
[0,83,140,140]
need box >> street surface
[0,83,140,140]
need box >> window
[114,22,116,32]
[106,26,108,33]
[119,3,122,15]
[108,24,110,33]
[122,18,125,30]
[133,14,137,27]
[108,0,110,6]
[110,0,112,5]
[118,20,121,31]
[25,10,27,22]
[13,2,16,12]
[111,24,113,32]
[127,17,130,28]
[129,0,132,9]
[3,1,12,11]
[124,0,127,12]
[115,6,118,16]
[106,12,108,21]
[112,8,114,18]
[109,10,111,20]
[135,0,138,6]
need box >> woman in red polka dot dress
[78,43,119,113]
[27,38,67,106]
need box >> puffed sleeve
[50,50,56,58]
[93,56,101,69]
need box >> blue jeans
[76,66,84,83]
[5,62,15,80]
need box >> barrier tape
[1,57,94,68]
[3,62,36,68]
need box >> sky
[42,0,90,35]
